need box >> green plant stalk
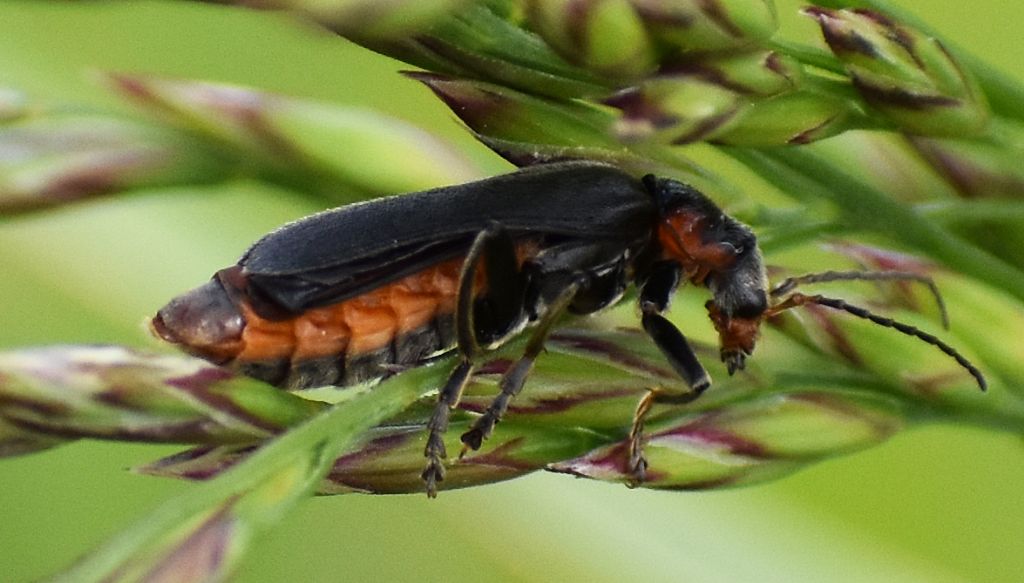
[51,365,443,582]
[917,200,1024,225]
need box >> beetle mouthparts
[722,349,747,375]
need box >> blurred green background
[1,1,1022,581]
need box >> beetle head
[643,174,770,374]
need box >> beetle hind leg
[422,225,528,496]
[422,360,474,497]
[460,277,583,452]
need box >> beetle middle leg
[422,224,528,497]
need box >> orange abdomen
[227,257,469,388]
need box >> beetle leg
[422,360,473,498]
[423,224,528,496]
[640,260,681,313]
[625,385,705,485]
[639,261,711,390]
[460,276,583,452]
[458,240,632,452]
[641,314,711,391]
[476,223,529,346]
[628,262,710,482]
[453,228,491,359]
[454,223,529,355]
[627,388,657,486]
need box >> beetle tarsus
[461,278,582,451]
[422,360,475,494]
[460,428,485,453]
[422,458,445,499]
[626,389,656,486]
[423,226,531,492]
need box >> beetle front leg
[627,388,656,486]
[628,318,709,483]
[639,261,711,391]
[641,314,711,392]
[628,318,708,484]
[422,360,473,497]
[422,225,527,496]
[628,261,710,483]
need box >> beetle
[152,161,986,495]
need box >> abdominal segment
[149,258,466,390]
[232,258,466,389]
[154,240,541,390]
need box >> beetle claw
[460,428,485,451]
[421,458,445,498]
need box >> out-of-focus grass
[1,1,1022,582]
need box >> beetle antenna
[769,270,949,329]
[767,292,986,391]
